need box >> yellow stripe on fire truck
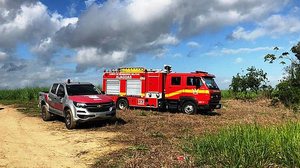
[165,89,209,98]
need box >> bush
[183,123,300,167]
[229,66,270,100]
[265,43,300,109]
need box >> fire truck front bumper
[198,102,222,110]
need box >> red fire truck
[102,66,221,114]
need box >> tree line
[229,42,300,111]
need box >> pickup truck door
[54,84,65,115]
[48,84,64,116]
[48,84,58,113]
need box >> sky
[1,0,300,89]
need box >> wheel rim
[66,113,71,126]
[184,105,194,114]
[119,101,126,110]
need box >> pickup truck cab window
[51,84,59,94]
[57,85,65,97]
[67,84,99,96]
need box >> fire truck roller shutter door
[126,80,142,96]
[106,80,120,95]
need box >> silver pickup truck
[38,82,116,129]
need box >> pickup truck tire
[41,105,52,121]
[182,101,197,115]
[65,109,76,129]
[117,98,129,110]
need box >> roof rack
[195,71,208,74]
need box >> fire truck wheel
[117,98,129,110]
[182,101,197,115]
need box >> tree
[229,66,269,99]
[264,42,300,110]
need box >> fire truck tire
[117,98,129,110]
[65,109,76,129]
[182,101,197,115]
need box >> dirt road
[0,105,123,168]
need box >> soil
[0,105,124,168]
[0,100,299,168]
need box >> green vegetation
[183,122,300,167]
[0,87,46,116]
[265,42,300,111]
[229,66,271,100]
[0,87,47,101]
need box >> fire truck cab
[102,66,221,114]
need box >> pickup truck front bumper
[74,104,116,123]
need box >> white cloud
[206,46,273,56]
[230,14,300,40]
[75,47,129,72]
[85,0,96,8]
[127,0,172,23]
[187,41,200,48]
[0,51,8,61]
[222,47,273,55]
[234,57,243,64]
[148,34,179,46]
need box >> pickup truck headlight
[73,102,87,108]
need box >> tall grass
[0,87,47,101]
[183,123,300,167]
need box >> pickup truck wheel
[117,98,128,110]
[182,101,197,115]
[65,109,76,129]
[41,105,52,121]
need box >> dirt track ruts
[0,105,123,168]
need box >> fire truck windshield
[203,77,219,90]
[67,84,100,96]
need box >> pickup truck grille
[85,103,112,112]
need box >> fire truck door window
[126,80,142,96]
[171,77,181,85]
[187,77,203,87]
[106,80,120,95]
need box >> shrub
[229,66,270,100]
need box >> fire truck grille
[210,92,221,104]
[85,103,112,112]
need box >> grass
[1,88,299,167]
[0,87,46,116]
[0,87,47,101]
[183,122,300,167]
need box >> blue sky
[0,0,300,89]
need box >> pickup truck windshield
[66,84,99,96]
[203,77,219,90]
